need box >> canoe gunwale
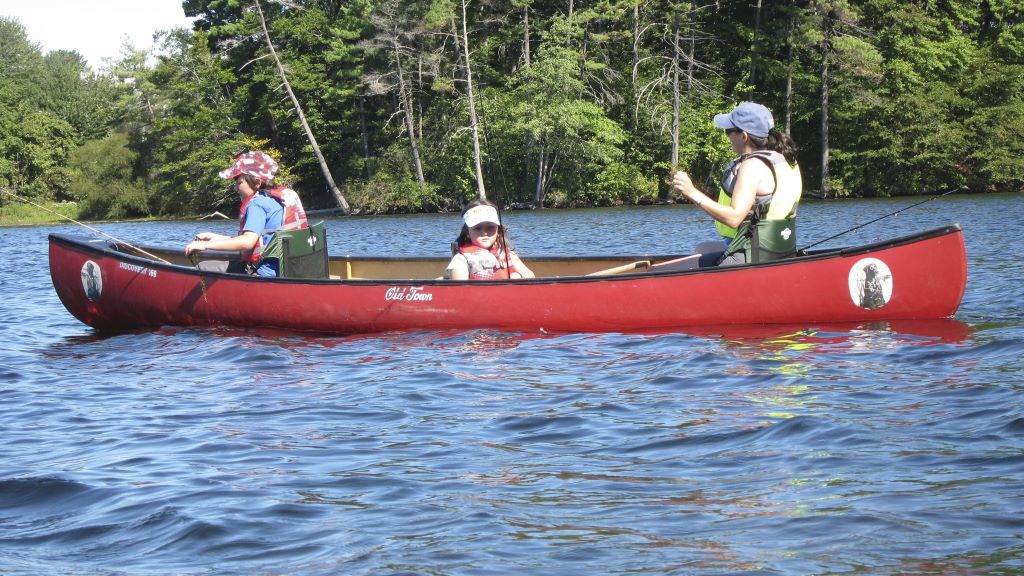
[48,223,967,333]
[48,223,963,286]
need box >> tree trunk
[522,5,531,67]
[543,152,559,201]
[820,19,831,198]
[749,0,763,94]
[631,4,639,86]
[784,16,794,136]
[523,4,539,205]
[416,55,422,141]
[392,40,425,184]
[458,0,487,200]
[670,19,680,174]
[532,147,561,208]
[686,24,695,96]
[534,148,547,207]
[254,0,350,214]
[358,95,372,179]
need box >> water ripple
[4,204,1024,573]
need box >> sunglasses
[471,224,499,234]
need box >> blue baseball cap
[713,102,775,138]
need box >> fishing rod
[796,185,967,253]
[492,202,514,276]
[663,159,719,204]
[1,187,171,264]
[474,108,514,277]
[703,161,720,196]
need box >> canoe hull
[49,226,967,334]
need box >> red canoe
[49,224,967,334]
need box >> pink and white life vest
[239,187,309,263]
[458,244,518,280]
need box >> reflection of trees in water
[718,329,820,397]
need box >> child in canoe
[445,199,535,280]
[185,151,307,276]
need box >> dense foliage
[1,0,1022,219]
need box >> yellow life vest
[715,157,741,239]
[719,151,803,264]
[715,189,738,239]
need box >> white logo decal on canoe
[848,258,893,310]
[781,227,792,240]
[385,286,433,302]
[80,260,103,301]
[119,261,158,278]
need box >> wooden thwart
[586,254,701,276]
[649,254,701,272]
[586,260,651,276]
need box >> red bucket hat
[218,151,279,181]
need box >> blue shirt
[242,192,284,277]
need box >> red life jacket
[458,244,518,280]
[238,187,309,263]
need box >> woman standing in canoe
[445,199,535,280]
[672,102,802,267]
[185,151,308,276]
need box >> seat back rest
[264,221,329,278]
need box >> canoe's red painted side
[49,226,967,334]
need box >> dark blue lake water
[2,194,1023,575]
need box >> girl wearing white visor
[445,199,535,280]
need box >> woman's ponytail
[767,128,799,165]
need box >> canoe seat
[586,260,650,276]
[263,221,329,279]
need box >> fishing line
[797,185,967,253]
[1,187,171,264]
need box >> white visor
[463,205,500,228]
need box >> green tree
[145,28,242,215]
[0,17,45,106]
[0,104,76,198]
[37,50,129,142]
[361,0,432,185]
[485,16,643,207]
[0,20,76,198]
[69,132,149,218]
[847,0,977,195]
[961,0,1024,192]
